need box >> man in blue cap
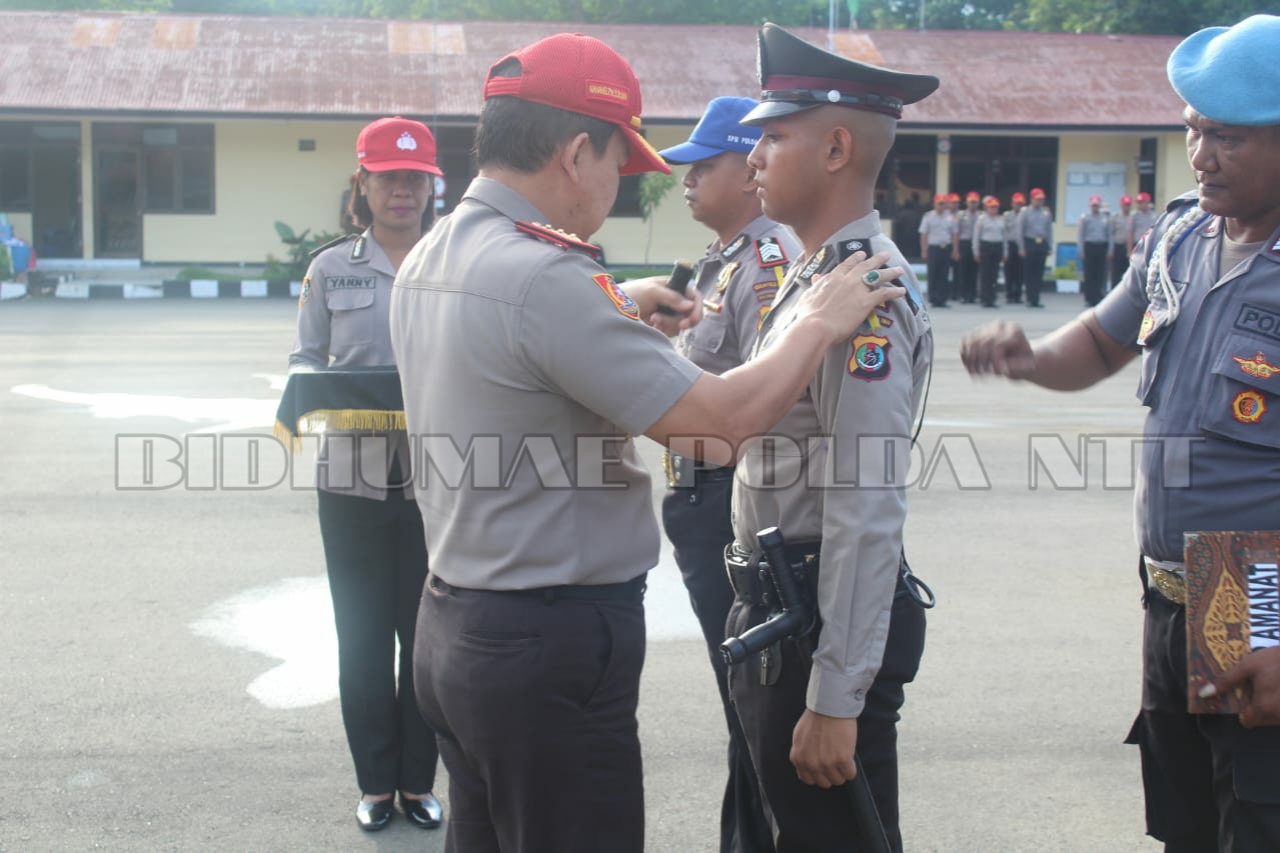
[723,22,937,853]
[658,95,800,853]
[962,14,1280,851]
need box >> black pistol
[720,527,892,853]
[654,259,695,316]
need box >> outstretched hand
[959,320,1036,380]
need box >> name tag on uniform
[326,276,377,290]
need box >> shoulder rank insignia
[515,221,603,261]
[722,233,749,260]
[309,233,358,260]
[1232,389,1266,424]
[350,235,367,260]
[755,236,789,268]
[848,333,892,381]
[593,273,640,321]
[836,238,874,261]
[1233,351,1280,380]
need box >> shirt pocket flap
[1211,335,1280,394]
[325,287,375,311]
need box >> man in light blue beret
[962,14,1280,852]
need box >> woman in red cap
[289,116,444,833]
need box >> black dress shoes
[356,797,394,832]
[401,792,444,829]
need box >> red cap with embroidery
[933,193,947,203]
[1120,194,1133,205]
[1012,192,1026,204]
[1137,191,1152,202]
[966,191,980,201]
[356,117,442,175]
[984,195,1000,207]
[1089,195,1103,205]
[946,193,960,203]
[483,33,669,176]
[1030,188,1046,198]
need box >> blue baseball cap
[658,97,762,164]
[1168,14,1280,126]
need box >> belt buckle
[1148,566,1187,605]
[662,452,678,489]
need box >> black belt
[429,573,646,604]
[725,542,935,609]
[663,452,735,488]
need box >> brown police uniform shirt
[289,230,409,501]
[390,177,702,591]
[677,214,800,375]
[733,212,933,718]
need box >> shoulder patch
[755,237,789,268]
[848,334,892,381]
[309,233,357,260]
[592,273,640,321]
[515,221,603,261]
[722,233,749,260]
[836,237,875,262]
[299,276,312,306]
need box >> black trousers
[1082,242,1109,306]
[727,584,927,853]
[1003,240,1023,302]
[1024,242,1049,306]
[978,241,1003,307]
[1111,249,1130,289]
[925,245,951,306]
[957,242,978,303]
[317,488,438,796]
[1125,585,1280,852]
[662,475,775,853]
[415,575,646,853]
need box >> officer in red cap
[1017,188,1053,307]
[391,31,908,853]
[973,195,1006,307]
[1003,192,1027,302]
[1077,194,1111,306]
[290,116,445,833]
[1129,191,1156,256]
[1110,194,1134,287]
[954,191,982,302]
[728,22,938,853]
[918,192,957,306]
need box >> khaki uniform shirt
[1111,211,1133,247]
[678,215,800,376]
[973,212,1006,253]
[917,210,955,247]
[391,177,702,590]
[1095,191,1280,561]
[1078,211,1111,251]
[956,209,978,242]
[1130,209,1158,251]
[733,212,933,718]
[1003,209,1023,244]
[1018,206,1054,252]
[289,230,408,501]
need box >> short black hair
[474,58,618,172]
[347,168,435,233]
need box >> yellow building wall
[1156,130,1194,202]
[143,118,359,264]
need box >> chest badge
[715,262,739,297]
[1137,311,1156,346]
[593,273,640,320]
[1231,390,1267,424]
[848,334,891,381]
[1232,351,1280,380]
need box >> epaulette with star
[309,233,358,260]
[515,221,603,262]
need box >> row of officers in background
[915,189,1158,310]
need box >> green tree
[637,170,677,263]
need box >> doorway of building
[95,148,142,258]
[32,145,82,259]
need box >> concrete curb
[1,279,304,300]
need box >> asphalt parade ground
[0,294,1159,852]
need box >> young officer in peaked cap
[725,22,937,853]
[963,14,1280,851]
[658,95,800,853]
[390,29,910,853]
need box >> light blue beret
[1168,14,1280,126]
